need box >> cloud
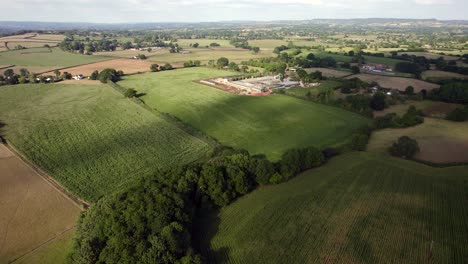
[413,0,452,4]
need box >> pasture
[305,67,352,78]
[197,152,468,263]
[286,80,341,98]
[368,118,468,164]
[0,144,81,264]
[374,100,463,118]
[399,52,460,61]
[0,47,110,69]
[42,58,156,76]
[363,55,404,67]
[347,73,440,92]
[422,70,468,82]
[148,48,274,64]
[0,83,211,202]
[175,39,233,48]
[119,68,370,160]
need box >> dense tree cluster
[389,136,420,159]
[183,60,201,68]
[394,62,422,78]
[445,106,468,122]
[88,68,123,83]
[429,82,468,104]
[375,106,424,129]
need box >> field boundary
[2,141,89,209]
[35,57,117,75]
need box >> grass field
[399,52,460,61]
[196,152,468,263]
[0,47,110,68]
[347,73,440,92]
[0,144,80,263]
[175,39,233,48]
[0,83,212,202]
[374,100,463,118]
[305,67,352,78]
[286,80,341,98]
[363,55,405,67]
[147,48,274,64]
[119,68,370,160]
[422,70,468,82]
[368,118,468,164]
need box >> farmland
[197,152,468,263]
[0,47,110,69]
[374,100,463,118]
[147,48,274,64]
[0,83,212,201]
[41,58,156,76]
[422,70,468,82]
[119,68,370,160]
[0,144,81,264]
[347,73,440,92]
[305,67,352,78]
[367,118,468,164]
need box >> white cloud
[413,0,452,4]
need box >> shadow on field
[192,205,231,263]
[0,120,6,143]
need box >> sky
[2,0,467,23]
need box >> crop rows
[198,153,468,263]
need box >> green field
[119,68,370,160]
[363,55,405,67]
[286,80,341,98]
[0,47,110,68]
[0,83,211,201]
[175,39,233,48]
[147,48,273,64]
[197,152,468,263]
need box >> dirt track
[0,144,81,263]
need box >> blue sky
[3,0,467,22]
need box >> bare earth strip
[0,144,81,264]
[347,73,440,92]
[41,58,159,76]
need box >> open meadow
[0,83,212,202]
[374,100,463,118]
[367,118,468,164]
[347,73,440,92]
[119,68,370,160]
[147,48,274,64]
[0,47,111,71]
[197,152,468,263]
[0,144,81,264]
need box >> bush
[389,136,420,159]
[98,68,120,83]
[375,106,424,129]
[89,70,99,80]
[446,107,468,122]
[150,64,159,72]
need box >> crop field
[196,152,468,263]
[363,55,404,67]
[119,68,370,160]
[0,144,81,264]
[374,100,463,118]
[422,70,468,82]
[0,33,64,51]
[347,73,440,92]
[148,48,274,64]
[0,83,212,201]
[248,39,288,49]
[41,58,156,76]
[305,67,352,78]
[92,48,168,58]
[368,118,468,164]
[0,47,111,68]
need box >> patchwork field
[347,73,440,92]
[42,58,156,76]
[0,47,110,69]
[0,144,81,264]
[197,152,468,263]
[119,68,370,160]
[374,100,463,118]
[0,83,212,201]
[367,118,468,164]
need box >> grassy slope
[198,152,468,264]
[119,68,370,160]
[0,83,211,201]
[0,47,110,67]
